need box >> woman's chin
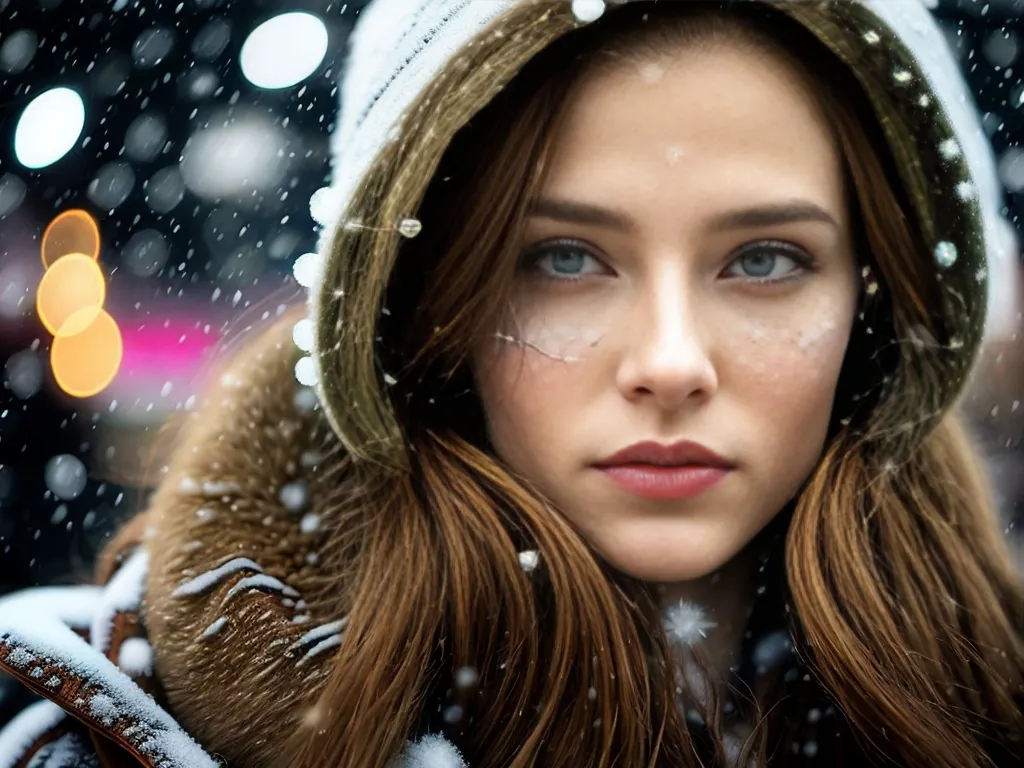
[596,541,733,584]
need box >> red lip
[594,440,734,470]
[593,440,734,500]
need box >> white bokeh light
[179,114,290,201]
[14,87,86,169]
[239,12,328,90]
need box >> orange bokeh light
[51,309,124,398]
[41,209,100,268]
[35,252,106,337]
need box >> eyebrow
[527,197,841,233]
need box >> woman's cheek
[729,302,853,398]
[475,349,576,463]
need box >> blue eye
[521,241,607,281]
[725,243,811,283]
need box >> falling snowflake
[934,240,958,268]
[394,734,467,768]
[663,600,716,645]
[397,217,422,238]
[752,629,792,672]
[518,550,540,572]
[571,0,605,24]
[279,481,308,512]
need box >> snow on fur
[170,557,264,598]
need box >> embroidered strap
[0,574,217,768]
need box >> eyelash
[518,238,816,285]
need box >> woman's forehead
[538,44,848,233]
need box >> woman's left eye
[723,243,812,283]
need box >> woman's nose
[614,283,718,412]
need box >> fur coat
[0,313,465,768]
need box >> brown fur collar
[140,310,347,767]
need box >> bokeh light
[179,114,290,201]
[41,209,101,267]
[239,12,328,89]
[50,309,124,399]
[0,29,38,75]
[35,253,106,338]
[13,86,86,169]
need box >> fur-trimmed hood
[298,0,1013,470]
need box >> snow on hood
[857,0,1017,335]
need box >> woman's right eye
[520,241,608,281]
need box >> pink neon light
[118,321,219,379]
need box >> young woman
[2,1,1022,766]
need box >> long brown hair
[267,2,1024,765]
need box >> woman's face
[472,42,860,582]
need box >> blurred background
[0,0,371,608]
[0,0,1022,721]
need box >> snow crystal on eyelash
[279,482,308,513]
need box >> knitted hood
[296,0,1014,465]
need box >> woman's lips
[596,464,730,500]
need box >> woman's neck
[654,551,755,680]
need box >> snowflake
[663,600,716,645]
[938,138,961,160]
[572,0,605,23]
[397,734,466,768]
[956,180,977,200]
